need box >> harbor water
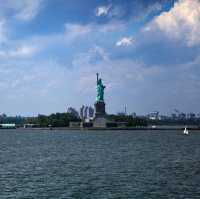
[0,130,200,199]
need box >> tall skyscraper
[79,105,94,121]
[80,105,85,119]
[84,106,88,119]
[67,107,79,118]
[88,106,94,118]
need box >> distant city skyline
[1,106,200,120]
[0,0,200,116]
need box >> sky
[0,0,200,116]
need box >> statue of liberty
[96,73,106,102]
[94,73,106,127]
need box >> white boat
[183,127,189,135]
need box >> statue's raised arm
[96,73,106,102]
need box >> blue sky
[0,0,200,116]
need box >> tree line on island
[0,113,147,127]
[0,113,200,128]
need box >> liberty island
[1,72,200,130]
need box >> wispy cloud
[72,46,161,92]
[0,45,38,59]
[0,19,7,43]
[64,23,92,42]
[0,0,44,22]
[0,60,71,115]
[135,2,163,21]
[15,0,44,21]
[63,21,125,43]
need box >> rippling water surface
[0,130,200,199]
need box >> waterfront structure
[69,121,81,128]
[24,124,39,128]
[0,124,16,129]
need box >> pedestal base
[93,117,107,128]
[93,101,107,128]
[94,101,105,116]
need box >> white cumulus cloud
[145,0,200,46]
[9,45,37,57]
[95,5,112,17]
[116,37,134,47]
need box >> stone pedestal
[93,101,107,128]
[95,101,105,117]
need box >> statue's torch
[96,73,99,84]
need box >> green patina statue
[96,73,106,102]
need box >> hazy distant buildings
[117,106,128,116]
[158,115,168,120]
[148,111,159,120]
[171,113,177,120]
[187,113,195,119]
[67,107,79,118]
[178,113,186,120]
[67,105,95,121]
[84,106,88,119]
[80,105,94,121]
[88,106,94,118]
[80,105,84,119]
[67,104,199,125]
[117,112,126,116]
[170,110,197,120]
[132,112,137,118]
